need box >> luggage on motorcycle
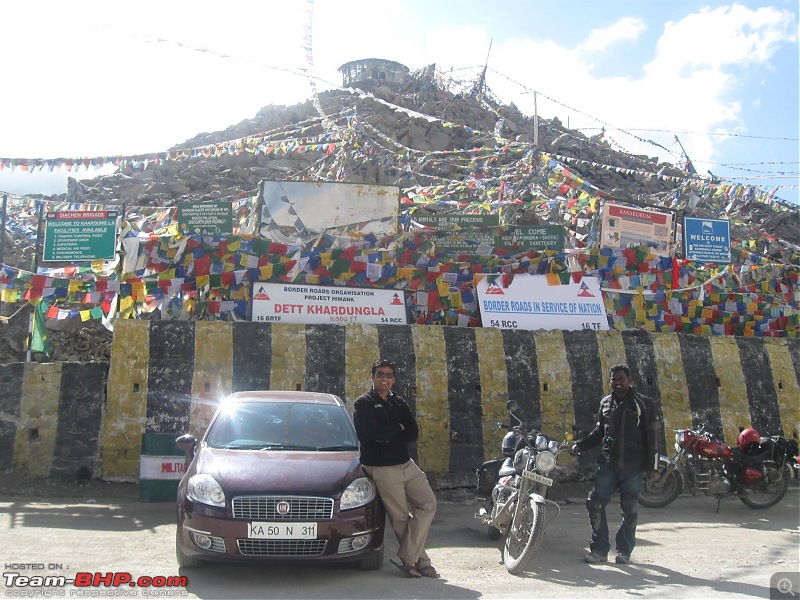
[759,436,799,463]
[476,458,503,497]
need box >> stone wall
[2,322,798,486]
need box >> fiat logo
[276,501,291,515]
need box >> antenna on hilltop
[674,135,697,175]
[472,39,493,101]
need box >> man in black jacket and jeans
[572,364,660,565]
[353,359,438,578]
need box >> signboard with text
[683,217,731,263]
[409,214,500,229]
[177,201,233,236]
[432,225,565,254]
[252,283,407,325]
[476,273,608,331]
[601,204,673,256]
[43,210,118,262]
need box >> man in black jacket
[353,359,438,578]
[572,364,660,565]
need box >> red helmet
[737,428,760,451]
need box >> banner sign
[177,201,233,236]
[252,283,407,325]
[476,273,609,331]
[433,225,565,254]
[261,181,398,243]
[601,204,673,256]
[43,210,118,262]
[409,214,500,229]
[683,217,731,263]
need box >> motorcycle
[475,400,573,574]
[759,433,800,481]
[640,423,791,511]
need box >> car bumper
[177,499,384,563]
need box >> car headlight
[341,477,376,510]
[187,474,226,507]
[535,450,556,473]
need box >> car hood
[193,446,363,497]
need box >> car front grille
[237,539,327,556]
[232,496,334,520]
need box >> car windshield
[205,401,359,451]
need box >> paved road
[2,483,798,599]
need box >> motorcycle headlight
[675,430,685,445]
[535,450,556,473]
[341,477,376,510]
[187,474,226,507]
[535,435,548,451]
[513,448,531,474]
[548,440,560,453]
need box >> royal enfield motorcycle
[475,400,572,574]
[640,423,791,511]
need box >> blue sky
[0,0,797,205]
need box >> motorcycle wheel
[639,466,682,508]
[502,497,545,574]
[738,463,790,509]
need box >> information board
[683,217,731,263]
[476,273,608,331]
[43,210,118,262]
[177,201,233,236]
[252,283,407,325]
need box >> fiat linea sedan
[175,391,385,569]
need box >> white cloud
[579,17,647,54]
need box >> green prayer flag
[30,301,51,357]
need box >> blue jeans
[586,464,645,556]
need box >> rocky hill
[1,71,798,363]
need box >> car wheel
[357,545,384,571]
[176,531,202,568]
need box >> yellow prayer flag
[227,239,241,252]
[132,282,146,300]
[68,280,83,293]
[545,273,561,286]
[196,275,210,290]
[260,264,273,279]
[80,309,91,321]
[119,295,135,318]
[1,288,19,303]
[450,292,463,308]
[91,260,105,272]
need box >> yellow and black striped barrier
[2,321,798,483]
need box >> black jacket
[353,388,419,467]
[576,389,660,472]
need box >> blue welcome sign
[683,217,731,263]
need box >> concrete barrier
[2,321,798,484]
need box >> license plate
[522,470,553,486]
[247,522,317,539]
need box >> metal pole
[33,200,44,271]
[533,92,539,148]
[0,194,7,266]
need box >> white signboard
[252,283,407,325]
[476,274,609,331]
[601,204,673,256]
[260,181,399,243]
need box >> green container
[139,433,186,502]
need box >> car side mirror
[176,434,197,455]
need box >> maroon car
[175,391,385,570]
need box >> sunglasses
[374,371,395,379]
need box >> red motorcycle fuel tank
[695,435,733,458]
